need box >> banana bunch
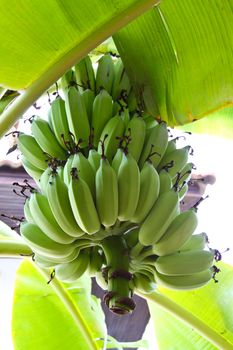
[17,54,219,315]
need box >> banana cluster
[17,54,218,315]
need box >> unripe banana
[124,227,140,248]
[68,170,100,234]
[180,232,208,252]
[81,89,95,123]
[55,249,90,282]
[63,155,74,186]
[125,115,146,162]
[178,183,189,200]
[29,192,76,244]
[96,54,115,94]
[98,115,125,162]
[60,69,76,96]
[71,152,95,197]
[88,149,101,173]
[48,97,73,150]
[111,148,124,174]
[95,270,108,290]
[139,122,168,169]
[20,221,75,259]
[131,161,160,223]
[157,146,190,178]
[133,273,156,294]
[155,249,214,276]
[74,55,95,92]
[127,88,138,112]
[153,209,198,256]
[154,268,213,290]
[34,248,81,268]
[18,134,47,170]
[139,189,180,246]
[163,138,177,156]
[91,89,113,147]
[47,173,84,237]
[65,86,90,148]
[23,198,35,224]
[111,58,131,100]
[158,169,172,194]
[31,117,67,160]
[38,167,54,195]
[95,157,118,228]
[88,246,104,276]
[21,156,43,182]
[118,152,140,222]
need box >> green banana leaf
[179,107,233,139]
[12,260,107,350]
[0,0,158,137]
[145,262,233,349]
[113,0,233,127]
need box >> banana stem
[139,291,233,350]
[0,239,32,257]
[0,0,159,138]
[34,264,99,350]
[101,235,135,314]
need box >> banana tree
[0,0,233,349]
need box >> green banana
[118,152,140,221]
[158,169,172,194]
[34,248,81,268]
[60,69,76,96]
[157,146,190,178]
[23,198,35,224]
[131,161,160,223]
[91,89,113,147]
[88,149,101,173]
[73,152,95,196]
[139,123,168,169]
[155,249,214,276]
[74,55,95,92]
[21,156,43,182]
[154,268,213,290]
[133,273,156,294]
[95,157,118,228]
[111,147,124,174]
[20,221,76,259]
[96,54,115,94]
[47,173,84,237]
[153,209,198,256]
[31,117,67,160]
[29,192,76,244]
[111,58,131,101]
[38,167,54,195]
[88,246,104,276]
[64,86,90,148]
[139,189,180,246]
[127,88,138,112]
[178,183,189,200]
[68,170,100,234]
[124,227,140,248]
[81,89,95,123]
[55,249,90,282]
[98,114,125,162]
[18,134,47,170]
[125,115,146,162]
[63,155,74,186]
[180,232,208,252]
[49,96,73,150]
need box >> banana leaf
[113,0,233,128]
[0,0,158,137]
[145,262,233,349]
